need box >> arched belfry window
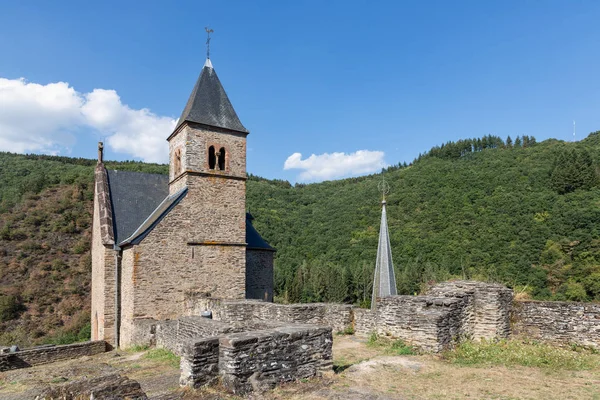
[218,147,226,171]
[174,148,182,176]
[208,146,216,169]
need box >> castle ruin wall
[0,341,107,372]
[512,300,600,348]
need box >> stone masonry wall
[91,165,116,344]
[183,125,247,179]
[217,325,332,394]
[0,341,107,371]
[186,297,353,333]
[427,280,513,340]
[512,300,600,348]
[246,249,274,302]
[179,337,220,388]
[354,296,470,352]
[119,194,246,347]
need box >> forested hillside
[1,133,599,346]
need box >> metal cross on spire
[205,27,214,59]
[378,175,390,203]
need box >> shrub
[0,295,25,322]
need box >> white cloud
[82,89,176,163]
[0,77,176,162]
[284,150,387,182]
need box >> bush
[0,295,25,322]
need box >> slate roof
[106,170,169,245]
[246,213,275,251]
[174,59,248,134]
[105,170,274,251]
[119,187,188,246]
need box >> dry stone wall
[512,300,600,348]
[186,296,353,333]
[354,296,470,352]
[219,325,332,395]
[179,337,220,388]
[427,280,513,340]
[0,341,107,371]
[178,325,332,394]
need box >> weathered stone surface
[186,297,354,333]
[0,341,107,372]
[354,295,469,352]
[426,280,513,340]
[36,373,147,400]
[218,325,332,394]
[91,164,117,343]
[512,300,600,348]
[179,337,220,388]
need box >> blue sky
[1,1,599,182]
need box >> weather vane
[205,26,214,59]
[377,176,390,202]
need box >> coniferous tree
[506,135,513,148]
[514,136,522,147]
[550,148,598,194]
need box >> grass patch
[443,339,600,371]
[336,325,355,335]
[129,344,150,352]
[143,348,180,369]
[367,332,417,356]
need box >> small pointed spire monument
[371,176,397,310]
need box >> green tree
[550,148,598,194]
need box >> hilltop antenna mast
[573,120,576,142]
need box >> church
[91,56,275,348]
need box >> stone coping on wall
[0,341,107,372]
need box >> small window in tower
[208,146,216,169]
[174,148,182,176]
[218,147,226,171]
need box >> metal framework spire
[371,176,397,310]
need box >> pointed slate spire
[174,58,248,134]
[371,198,397,310]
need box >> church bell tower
[166,53,248,297]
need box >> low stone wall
[179,337,220,388]
[179,325,332,394]
[512,300,600,348]
[354,296,469,352]
[0,341,107,371]
[155,316,286,355]
[186,296,353,333]
[220,325,332,394]
[156,317,234,355]
[427,280,513,340]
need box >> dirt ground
[1,336,599,400]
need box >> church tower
[164,56,248,296]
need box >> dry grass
[1,336,600,399]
